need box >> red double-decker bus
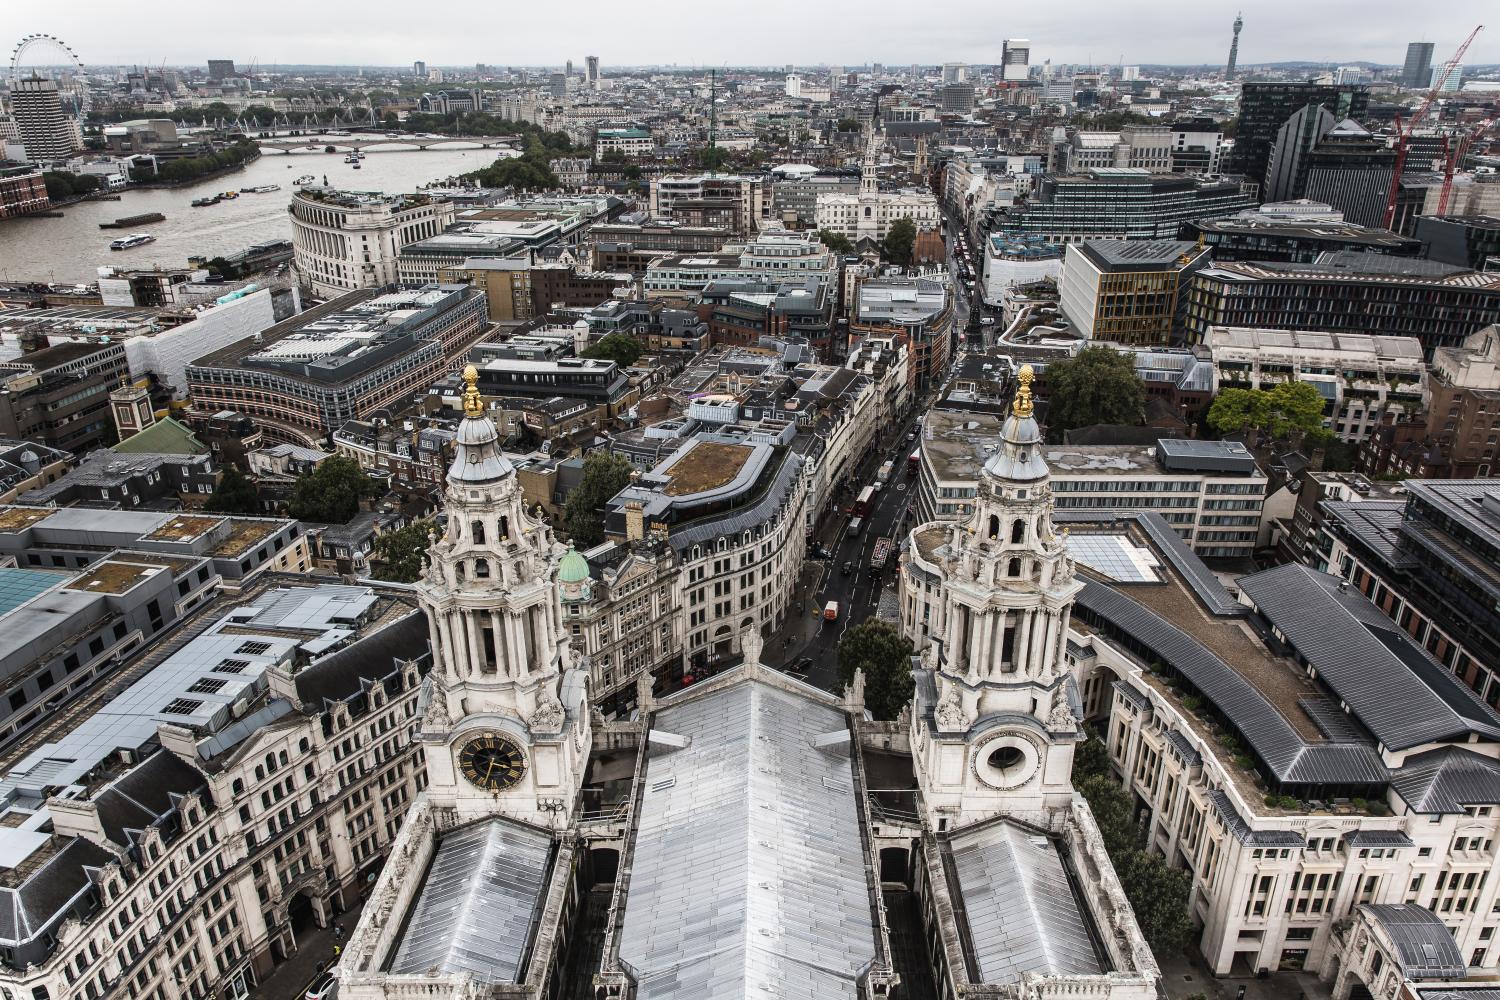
[853,485,877,519]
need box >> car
[307,972,339,1000]
[907,430,917,441]
[788,656,814,675]
[841,560,852,575]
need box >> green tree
[1114,850,1196,954]
[382,111,399,128]
[698,146,730,171]
[1263,380,1329,443]
[621,164,642,181]
[1206,386,1268,437]
[564,450,635,547]
[204,466,260,515]
[287,455,378,524]
[881,217,918,266]
[818,229,854,255]
[581,333,645,367]
[836,118,860,132]
[836,621,915,720]
[1208,382,1329,444]
[1041,345,1147,441]
[371,520,434,583]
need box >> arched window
[1008,558,1022,578]
[456,561,466,581]
[475,559,491,579]
[988,515,999,540]
[1010,519,1025,544]
[471,520,486,545]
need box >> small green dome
[558,545,591,584]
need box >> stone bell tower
[909,366,1084,828]
[414,365,591,828]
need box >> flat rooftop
[661,441,754,497]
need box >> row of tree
[41,171,103,201]
[130,139,259,185]
[815,217,918,266]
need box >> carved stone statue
[936,683,969,732]
[1048,698,1076,731]
[740,627,764,667]
[422,686,451,732]
[530,688,565,733]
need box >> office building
[1207,327,1427,442]
[1302,120,1397,228]
[1231,83,1368,196]
[1058,240,1210,346]
[989,169,1257,244]
[1182,205,1422,263]
[184,285,488,444]
[1002,39,1031,82]
[10,75,81,164]
[1422,325,1500,478]
[0,163,49,219]
[913,409,1266,557]
[593,127,653,159]
[649,174,768,235]
[1184,254,1500,355]
[0,341,129,454]
[412,60,426,77]
[982,234,1064,306]
[1063,126,1174,174]
[289,189,455,298]
[851,277,954,394]
[1402,42,1435,88]
[585,55,599,89]
[940,82,976,114]
[1169,120,1225,175]
[941,61,967,84]
[1415,215,1500,271]
[1263,104,1339,204]
[1320,478,1500,700]
[207,59,236,80]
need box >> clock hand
[485,758,496,784]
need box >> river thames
[0,144,513,285]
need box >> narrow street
[774,412,922,692]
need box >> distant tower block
[1226,12,1244,80]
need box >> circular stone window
[973,735,1039,789]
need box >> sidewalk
[250,903,364,1000]
[1158,950,1331,1000]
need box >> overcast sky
[13,1,1497,70]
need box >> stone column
[490,611,507,677]
[1016,610,1034,674]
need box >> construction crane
[1382,23,1483,229]
[1437,117,1497,215]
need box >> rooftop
[1074,240,1203,271]
[660,441,754,497]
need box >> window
[236,641,272,656]
[162,699,203,716]
[188,678,227,695]
[217,659,249,674]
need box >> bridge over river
[257,134,519,153]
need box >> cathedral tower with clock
[902,366,1086,829]
[413,366,592,829]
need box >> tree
[1263,380,1329,443]
[818,229,854,255]
[1206,386,1267,437]
[1041,345,1146,441]
[204,466,260,514]
[836,118,860,133]
[581,333,645,367]
[371,520,434,583]
[697,146,730,172]
[1114,850,1196,954]
[382,111,400,128]
[564,450,635,547]
[1207,381,1329,445]
[836,621,915,720]
[287,455,378,524]
[881,217,918,266]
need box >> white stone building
[815,129,940,246]
[289,189,455,298]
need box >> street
[774,412,921,692]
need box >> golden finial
[462,364,483,419]
[1013,365,1035,419]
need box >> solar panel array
[0,568,67,617]
[1064,534,1159,583]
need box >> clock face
[457,733,528,792]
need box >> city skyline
[10,0,1496,71]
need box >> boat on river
[191,196,221,207]
[293,174,315,185]
[109,233,155,250]
[241,185,281,193]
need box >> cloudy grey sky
[12,0,1497,70]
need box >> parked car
[307,972,339,1000]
